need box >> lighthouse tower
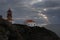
[7,8,12,23]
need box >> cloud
[32,1,60,8]
[0,0,60,24]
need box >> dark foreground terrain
[0,18,60,40]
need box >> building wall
[26,22,36,27]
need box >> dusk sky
[0,0,60,37]
[0,0,60,24]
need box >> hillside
[13,24,60,40]
[44,24,60,37]
[0,18,60,40]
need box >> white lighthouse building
[25,20,36,27]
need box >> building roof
[25,20,35,23]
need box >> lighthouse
[7,8,12,23]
